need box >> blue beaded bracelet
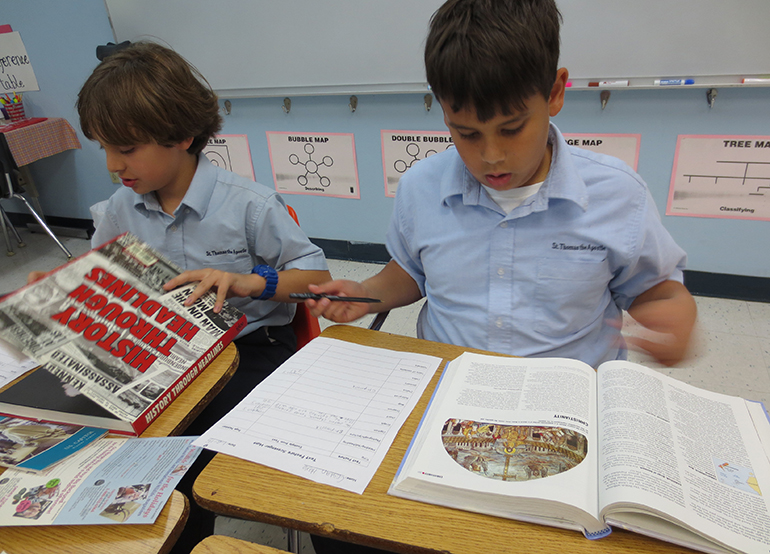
[252,264,278,300]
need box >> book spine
[131,313,247,435]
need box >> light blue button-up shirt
[92,155,328,336]
[387,124,686,367]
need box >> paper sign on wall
[203,135,255,181]
[381,130,454,197]
[266,132,360,198]
[667,135,770,221]
[0,32,39,93]
[563,134,641,171]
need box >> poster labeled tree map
[666,135,770,221]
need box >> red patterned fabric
[0,117,81,166]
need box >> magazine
[0,233,246,435]
[389,352,770,554]
[0,416,106,472]
[0,436,200,526]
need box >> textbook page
[390,353,607,535]
[598,360,770,554]
[195,337,441,494]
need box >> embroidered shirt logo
[551,242,606,252]
[205,248,247,257]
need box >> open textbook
[389,353,770,554]
[0,233,245,435]
[0,436,200,526]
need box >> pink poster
[266,131,360,199]
[667,135,770,221]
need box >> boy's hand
[163,269,263,313]
[626,280,697,367]
[305,282,374,323]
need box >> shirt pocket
[534,258,611,337]
[200,251,254,275]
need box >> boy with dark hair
[309,0,696,369]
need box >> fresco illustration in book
[441,420,587,482]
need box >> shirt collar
[132,155,218,218]
[542,123,589,211]
[439,123,589,212]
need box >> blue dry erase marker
[654,79,695,86]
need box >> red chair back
[286,206,321,349]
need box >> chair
[369,310,390,331]
[286,205,390,342]
[286,206,322,349]
[0,133,71,259]
[192,535,288,554]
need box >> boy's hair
[77,41,222,155]
[425,0,562,121]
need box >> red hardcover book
[0,233,246,435]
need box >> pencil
[289,292,382,303]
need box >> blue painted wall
[5,0,770,277]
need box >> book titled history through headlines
[0,233,246,435]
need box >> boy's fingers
[164,269,205,290]
[214,279,230,313]
[183,283,207,306]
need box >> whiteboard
[105,0,442,97]
[105,0,770,96]
[558,0,770,87]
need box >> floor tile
[748,301,770,339]
[693,296,756,336]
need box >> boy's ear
[176,137,195,151]
[548,68,569,117]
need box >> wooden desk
[0,343,239,554]
[0,490,188,554]
[194,326,694,554]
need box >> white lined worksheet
[194,337,441,494]
[0,340,38,389]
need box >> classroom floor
[2,228,770,552]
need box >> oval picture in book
[442,420,587,481]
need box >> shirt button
[496,318,504,328]
[497,268,505,276]
[500,221,508,228]
[170,225,177,232]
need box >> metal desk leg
[0,205,14,256]
[17,166,46,223]
[286,528,301,553]
[15,193,71,259]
